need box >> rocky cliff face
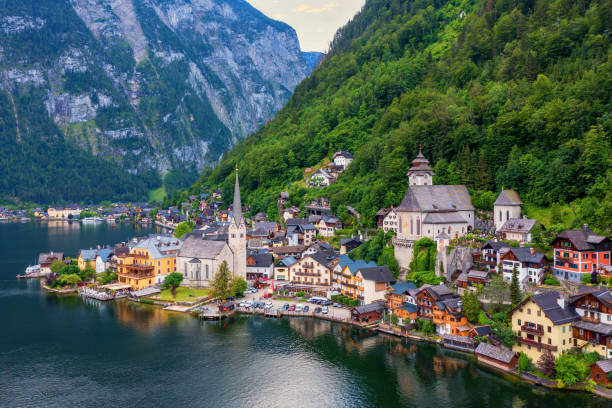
[0,0,310,173]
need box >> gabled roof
[572,320,612,336]
[554,228,609,251]
[506,247,546,264]
[247,252,274,268]
[96,249,113,262]
[499,218,538,233]
[397,185,474,212]
[422,212,468,224]
[79,249,98,261]
[473,325,492,336]
[521,291,580,325]
[178,235,226,260]
[482,240,512,251]
[494,190,523,206]
[306,251,337,268]
[389,281,417,295]
[343,259,378,275]
[570,287,612,309]
[353,302,385,314]
[334,150,353,159]
[595,360,612,374]
[476,343,515,363]
[357,266,395,283]
[276,256,297,267]
[339,238,361,246]
[38,252,64,264]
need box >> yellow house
[117,236,182,290]
[510,291,580,361]
[78,249,98,270]
[47,206,81,219]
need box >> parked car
[288,304,296,311]
[265,303,273,310]
[244,300,253,307]
[322,306,329,314]
[239,301,248,307]
[314,307,322,314]
[333,303,342,308]
[283,303,289,310]
[265,301,273,308]
[321,300,332,306]
[295,305,303,312]
[303,306,309,312]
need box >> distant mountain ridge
[0,0,311,203]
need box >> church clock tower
[228,166,247,279]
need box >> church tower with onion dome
[406,146,435,186]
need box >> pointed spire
[232,165,242,225]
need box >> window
[548,326,551,333]
[562,327,566,333]
[527,308,531,315]
[537,310,541,317]
[506,210,509,220]
[518,319,521,325]
[583,253,588,259]
[499,211,502,221]
[556,251,560,256]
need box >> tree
[581,273,592,285]
[462,292,481,323]
[537,350,556,377]
[79,265,96,282]
[97,270,118,285]
[57,273,81,287]
[590,270,599,284]
[403,317,411,326]
[212,261,232,299]
[390,314,399,325]
[555,353,589,386]
[510,265,522,307]
[162,272,184,297]
[518,352,533,374]
[491,322,516,347]
[50,260,65,274]
[484,275,509,307]
[174,221,194,239]
[231,276,248,297]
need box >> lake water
[0,222,608,407]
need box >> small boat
[25,264,40,274]
[81,217,104,223]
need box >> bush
[416,319,435,335]
[296,291,305,297]
[518,352,533,374]
[140,298,154,305]
[57,273,81,287]
[390,314,399,325]
[555,352,590,386]
[543,274,560,286]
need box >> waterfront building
[569,287,612,358]
[393,149,475,268]
[493,190,522,232]
[551,225,610,282]
[47,205,82,219]
[177,235,233,288]
[117,235,181,290]
[38,252,64,274]
[475,343,518,371]
[332,255,376,292]
[341,266,395,306]
[246,252,274,280]
[386,281,418,322]
[288,251,337,286]
[274,256,297,281]
[78,249,97,270]
[510,291,580,361]
[95,249,113,273]
[351,301,385,324]
[591,360,612,386]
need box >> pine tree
[510,265,522,306]
[475,151,493,191]
[212,261,232,300]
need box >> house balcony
[294,271,321,277]
[582,316,601,323]
[521,324,544,336]
[518,337,558,352]
[343,282,357,289]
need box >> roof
[473,325,492,336]
[389,281,417,295]
[339,238,361,246]
[357,266,395,283]
[482,240,512,251]
[79,249,98,261]
[476,343,515,363]
[247,252,274,268]
[286,218,309,226]
[573,320,612,336]
[341,258,378,275]
[397,185,474,212]
[554,228,609,251]
[422,212,468,224]
[271,245,307,255]
[276,256,297,267]
[499,218,538,233]
[308,251,337,268]
[507,247,546,264]
[425,285,456,300]
[334,150,353,159]
[595,360,612,374]
[398,303,417,313]
[178,235,226,260]
[528,291,580,325]
[38,252,64,264]
[468,270,490,280]
[96,249,113,262]
[494,190,523,206]
[132,287,161,297]
[570,287,612,308]
[353,302,385,314]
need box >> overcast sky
[246,0,366,52]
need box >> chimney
[457,301,462,312]
[530,248,535,255]
[583,224,589,232]
[557,295,566,309]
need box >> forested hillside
[190,0,612,230]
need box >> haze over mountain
[0,0,314,203]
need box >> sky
[246,0,366,52]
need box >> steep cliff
[0,0,310,202]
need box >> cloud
[293,3,339,13]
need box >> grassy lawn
[159,287,209,301]
[149,186,166,203]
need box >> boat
[17,264,43,279]
[81,217,104,224]
[25,264,40,274]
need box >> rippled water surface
[0,222,608,407]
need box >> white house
[333,151,354,169]
[95,249,113,273]
[310,169,336,187]
[317,216,342,237]
[498,218,539,243]
[501,247,547,288]
[355,266,396,305]
[382,208,399,233]
[246,252,274,281]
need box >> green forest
[186,0,611,231]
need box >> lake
[0,222,608,407]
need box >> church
[393,149,475,268]
[178,168,247,288]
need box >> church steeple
[407,146,435,186]
[232,165,242,226]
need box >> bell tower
[406,146,435,186]
[228,165,247,279]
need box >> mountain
[302,52,324,72]
[192,0,612,230]
[0,0,310,203]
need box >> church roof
[178,234,227,259]
[397,185,474,212]
[494,190,523,206]
[422,212,468,224]
[407,147,434,175]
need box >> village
[21,149,612,398]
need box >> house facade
[317,216,342,237]
[310,169,336,187]
[386,282,418,322]
[501,247,547,288]
[493,190,522,232]
[246,252,274,280]
[333,151,353,169]
[570,288,612,358]
[551,226,610,282]
[498,218,538,243]
[78,249,97,271]
[382,209,399,233]
[510,291,579,361]
[288,252,336,286]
